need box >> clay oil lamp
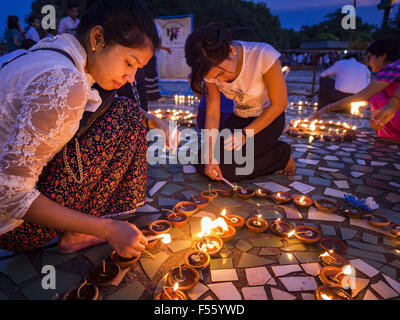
[315,199,338,213]
[246,214,268,233]
[63,281,99,300]
[217,187,234,197]
[255,188,272,200]
[167,264,200,291]
[220,208,244,229]
[155,282,188,300]
[288,225,322,243]
[320,237,348,255]
[234,186,256,199]
[390,223,400,237]
[174,201,198,217]
[364,214,391,228]
[184,250,211,270]
[149,220,172,235]
[142,229,159,250]
[340,207,365,219]
[272,192,293,204]
[110,251,141,269]
[87,260,121,288]
[319,250,349,268]
[163,208,188,228]
[210,217,237,241]
[200,184,218,201]
[319,265,353,289]
[294,195,313,210]
[191,195,209,209]
[195,218,224,256]
[270,218,294,237]
[315,285,352,300]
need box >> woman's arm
[370,84,400,130]
[243,60,287,136]
[13,34,21,47]
[314,80,390,119]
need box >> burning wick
[299,196,307,206]
[275,218,283,232]
[320,250,338,263]
[146,233,171,244]
[321,293,332,300]
[221,209,238,224]
[253,214,263,227]
[163,282,179,300]
[288,230,296,238]
[332,265,352,282]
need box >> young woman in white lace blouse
[0,0,172,257]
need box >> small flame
[299,196,306,204]
[321,293,332,300]
[213,217,229,232]
[161,234,171,244]
[221,209,227,217]
[309,122,316,131]
[320,252,329,257]
[173,282,179,292]
[343,265,352,275]
[350,101,368,116]
[288,230,296,238]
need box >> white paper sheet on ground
[281,205,303,219]
[326,146,340,151]
[207,282,242,300]
[254,182,290,193]
[350,219,394,237]
[148,181,167,197]
[318,167,339,173]
[298,159,320,166]
[351,171,366,178]
[371,161,387,166]
[308,207,345,222]
[334,180,350,189]
[393,163,400,170]
[183,165,197,174]
[324,155,339,161]
[289,182,315,194]
[348,259,379,278]
[323,187,349,199]
[356,159,366,165]
[136,204,160,213]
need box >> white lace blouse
[0,34,102,235]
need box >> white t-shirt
[58,16,80,35]
[205,41,281,118]
[321,58,371,94]
[26,26,40,43]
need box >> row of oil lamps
[150,108,197,126]
[174,95,199,106]
[60,184,400,300]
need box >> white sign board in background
[156,15,193,81]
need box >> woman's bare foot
[278,156,296,176]
[57,232,106,254]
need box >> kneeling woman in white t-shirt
[185,24,295,181]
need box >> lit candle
[321,293,332,300]
[332,265,352,282]
[288,230,296,238]
[221,208,239,224]
[254,214,263,227]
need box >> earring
[92,47,96,52]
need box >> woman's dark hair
[28,15,38,26]
[76,0,160,52]
[7,16,19,30]
[67,1,78,10]
[185,24,232,95]
[231,27,256,42]
[367,36,400,63]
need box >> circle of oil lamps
[234,186,256,199]
[63,281,100,300]
[154,282,188,300]
[319,265,353,289]
[87,260,121,288]
[255,187,272,200]
[167,264,200,291]
[196,234,224,256]
[272,192,293,204]
[315,285,352,300]
[220,208,245,229]
[319,237,348,255]
[173,201,198,217]
[110,251,141,269]
[363,214,391,228]
[390,223,400,237]
[288,225,322,243]
[201,184,218,200]
[293,195,313,210]
[315,199,338,213]
[184,250,211,270]
[319,250,349,268]
[149,220,172,235]
[246,213,268,233]
[269,218,294,237]
[191,195,209,209]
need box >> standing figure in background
[6,16,24,52]
[318,54,371,110]
[58,1,80,35]
[25,16,41,43]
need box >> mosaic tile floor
[0,97,400,300]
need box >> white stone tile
[334,180,350,189]
[356,159,366,165]
[211,269,238,282]
[245,267,273,286]
[202,295,215,300]
[290,182,315,194]
[183,165,197,174]
[342,148,356,152]
[279,277,318,292]
[272,265,302,277]
[352,278,370,298]
[298,159,320,166]
[281,205,303,219]
[254,182,290,193]
[186,282,209,300]
[242,286,268,300]
[148,181,167,196]
[326,146,340,151]
[308,207,345,222]
[351,171,366,178]
[207,282,242,300]
[371,280,399,299]
[324,187,349,199]
[363,289,379,300]
[319,167,339,173]
[349,219,394,237]
[349,259,380,278]
[371,161,387,166]
[393,163,400,170]
[270,287,296,300]
[136,204,160,213]
[382,274,400,295]
[301,263,322,277]
[301,293,315,300]
[324,155,339,161]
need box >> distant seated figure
[318,54,371,111]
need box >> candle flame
[343,265,352,275]
[173,282,179,292]
[161,234,171,244]
[321,293,332,300]
[309,122,316,131]
[221,209,227,217]
[299,196,306,204]
[213,217,229,232]
[350,101,368,116]
[288,230,296,238]
[320,252,329,257]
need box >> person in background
[6,16,23,52]
[26,16,41,43]
[58,1,80,35]
[314,36,400,142]
[318,54,371,111]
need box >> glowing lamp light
[350,101,368,116]
[161,234,171,244]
